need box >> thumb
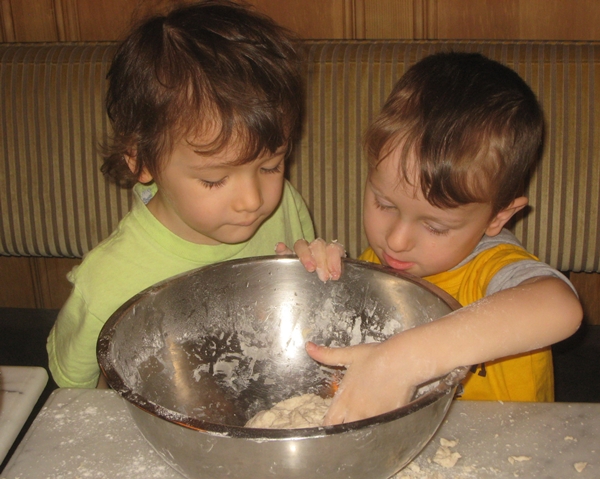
[305,341,353,367]
[274,242,293,255]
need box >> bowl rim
[97,256,468,439]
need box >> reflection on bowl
[97,256,467,479]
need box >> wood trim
[570,273,600,326]
[38,257,80,309]
[0,257,78,309]
[0,0,16,42]
[54,0,81,41]
[412,0,424,40]
[0,257,36,308]
[28,257,45,309]
[353,0,365,39]
[424,0,438,40]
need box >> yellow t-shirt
[359,245,554,402]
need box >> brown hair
[102,0,303,188]
[365,51,544,214]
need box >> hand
[275,238,345,282]
[305,335,429,425]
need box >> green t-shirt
[47,180,315,388]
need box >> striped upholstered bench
[1,41,599,312]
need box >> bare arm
[309,276,582,424]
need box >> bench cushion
[1,41,599,272]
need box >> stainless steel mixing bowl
[97,256,467,479]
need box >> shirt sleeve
[486,258,577,296]
[47,285,105,388]
[466,230,577,297]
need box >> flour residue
[107,264,449,428]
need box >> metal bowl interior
[97,257,468,478]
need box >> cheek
[430,239,469,269]
[363,206,383,239]
[271,177,285,198]
[263,177,285,205]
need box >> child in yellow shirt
[293,51,582,425]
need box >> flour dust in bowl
[97,256,467,479]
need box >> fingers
[307,340,415,425]
[305,341,353,367]
[323,394,348,425]
[308,239,331,281]
[325,241,345,280]
[274,242,294,255]
[306,342,353,425]
[296,238,345,282]
[293,238,317,272]
[290,238,346,281]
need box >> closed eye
[200,178,226,189]
[261,161,283,174]
[373,198,396,211]
[424,223,449,236]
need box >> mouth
[235,217,261,227]
[383,252,415,271]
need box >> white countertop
[0,366,48,463]
[1,388,599,478]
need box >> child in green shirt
[48,0,318,388]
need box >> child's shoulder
[68,210,138,283]
[470,229,528,258]
[466,229,575,296]
[69,186,154,281]
[462,229,540,278]
[282,179,304,202]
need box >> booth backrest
[1,41,599,272]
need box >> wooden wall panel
[571,273,600,327]
[432,0,518,40]
[519,0,600,41]
[1,0,59,41]
[36,258,80,310]
[72,0,176,41]
[252,0,350,39]
[4,0,600,43]
[432,0,600,41]
[358,0,415,39]
[0,257,77,309]
[73,1,136,41]
[0,257,37,307]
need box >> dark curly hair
[102,0,303,188]
[365,51,544,215]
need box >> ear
[124,153,153,184]
[485,196,529,237]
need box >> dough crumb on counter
[433,438,461,468]
[508,456,531,465]
[439,438,457,448]
[574,462,587,473]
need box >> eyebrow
[188,146,287,170]
[369,178,472,226]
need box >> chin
[217,229,260,246]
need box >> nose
[232,175,263,213]
[386,220,414,253]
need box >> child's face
[142,134,286,245]
[363,150,497,278]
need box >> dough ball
[245,393,332,429]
